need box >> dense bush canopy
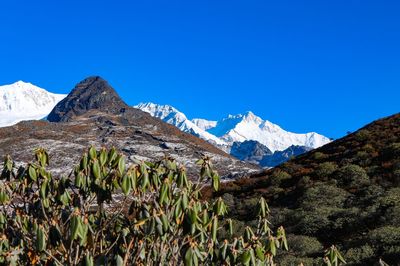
[0,147,346,265]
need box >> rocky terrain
[0,76,256,178]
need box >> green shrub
[313,152,327,160]
[286,235,323,256]
[368,226,400,255]
[270,169,291,186]
[0,147,291,265]
[355,129,371,142]
[336,164,370,188]
[344,244,374,264]
[314,162,338,179]
[300,183,349,209]
[294,207,335,235]
[377,188,400,224]
[362,144,375,153]
[298,175,312,187]
[384,143,400,158]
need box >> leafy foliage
[0,147,296,265]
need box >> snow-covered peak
[135,102,188,125]
[134,102,227,146]
[0,81,67,127]
[135,102,331,153]
[208,111,330,152]
[191,118,217,131]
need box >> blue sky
[0,1,399,138]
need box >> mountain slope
[210,112,400,265]
[0,81,66,127]
[260,145,312,167]
[134,103,227,146]
[0,77,255,178]
[48,76,128,122]
[230,140,272,164]
[191,118,217,131]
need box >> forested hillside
[210,113,400,265]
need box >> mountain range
[0,77,254,177]
[0,80,330,167]
[135,102,331,166]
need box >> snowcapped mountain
[134,103,227,146]
[208,111,330,152]
[191,118,217,131]
[0,81,66,127]
[135,102,331,154]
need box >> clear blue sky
[1,1,399,138]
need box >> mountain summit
[207,111,329,152]
[48,76,128,122]
[0,81,66,127]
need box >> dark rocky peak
[48,76,129,122]
[230,140,272,162]
[260,145,312,168]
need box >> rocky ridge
[0,76,257,178]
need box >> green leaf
[89,146,97,160]
[195,159,204,166]
[121,175,131,195]
[70,215,81,241]
[28,165,37,182]
[40,178,48,199]
[211,217,218,242]
[184,248,193,266]
[269,237,276,256]
[118,155,126,175]
[75,171,83,188]
[36,226,46,252]
[80,153,88,170]
[99,148,108,167]
[92,160,101,180]
[181,190,189,210]
[161,213,169,232]
[241,250,251,265]
[159,181,169,205]
[141,171,150,191]
[0,190,9,204]
[212,173,220,192]
[227,219,233,236]
[84,253,94,266]
[255,246,265,261]
[108,147,118,164]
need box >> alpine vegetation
[0,147,346,265]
